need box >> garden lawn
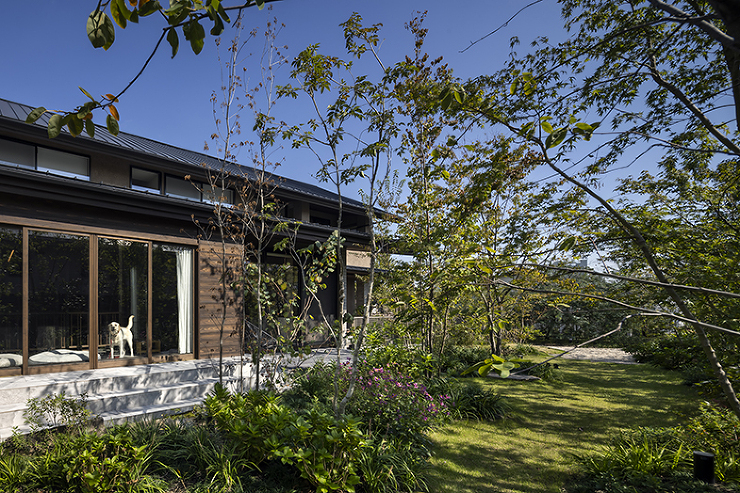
[427,354,702,493]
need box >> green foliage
[625,334,725,387]
[362,343,437,380]
[284,359,449,447]
[203,384,370,493]
[0,451,31,491]
[573,404,740,490]
[29,426,167,493]
[626,334,705,371]
[203,385,290,467]
[23,391,92,434]
[439,345,491,377]
[462,353,520,378]
[514,361,562,382]
[356,439,430,493]
[435,379,509,421]
[271,409,366,493]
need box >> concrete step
[0,358,254,441]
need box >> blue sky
[1,0,566,196]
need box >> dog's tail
[126,315,134,330]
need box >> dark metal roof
[0,97,366,210]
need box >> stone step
[0,360,227,405]
[0,358,254,441]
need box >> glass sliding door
[98,238,148,359]
[28,231,91,366]
[0,226,22,368]
[152,243,193,355]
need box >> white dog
[109,315,134,358]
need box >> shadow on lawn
[427,359,700,493]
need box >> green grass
[427,354,702,493]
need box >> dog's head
[108,322,121,337]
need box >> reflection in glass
[0,226,22,368]
[28,231,90,366]
[153,244,193,355]
[98,238,148,359]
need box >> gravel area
[547,346,637,364]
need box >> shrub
[31,426,168,493]
[363,344,437,380]
[284,360,450,447]
[514,360,562,381]
[436,379,509,421]
[203,385,293,468]
[357,439,430,493]
[439,346,491,377]
[24,391,92,435]
[572,404,740,491]
[342,362,450,445]
[203,384,369,493]
[271,408,367,493]
[625,335,704,372]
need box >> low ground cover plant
[566,395,740,491]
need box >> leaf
[110,0,131,29]
[166,27,179,58]
[558,236,577,251]
[216,1,230,22]
[87,10,115,50]
[453,88,464,104]
[545,127,567,149]
[26,106,46,124]
[440,89,454,110]
[79,86,95,101]
[108,104,120,121]
[106,114,120,136]
[183,20,205,55]
[67,116,84,137]
[85,119,95,139]
[209,14,224,36]
[138,0,160,16]
[541,121,554,134]
[256,0,266,10]
[48,114,63,138]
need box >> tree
[447,0,740,417]
[25,0,277,138]
[446,136,545,355]
[277,13,399,416]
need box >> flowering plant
[341,361,450,445]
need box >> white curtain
[175,248,193,354]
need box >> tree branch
[648,0,739,52]
[494,279,740,337]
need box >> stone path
[547,346,637,364]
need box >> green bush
[23,391,92,435]
[203,384,369,493]
[571,404,740,491]
[363,344,437,380]
[271,408,366,493]
[30,426,168,493]
[439,346,491,377]
[433,379,509,421]
[513,360,562,381]
[356,439,430,493]
[625,335,705,372]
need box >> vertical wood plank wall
[197,241,244,360]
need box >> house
[0,97,374,378]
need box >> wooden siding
[198,241,244,358]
